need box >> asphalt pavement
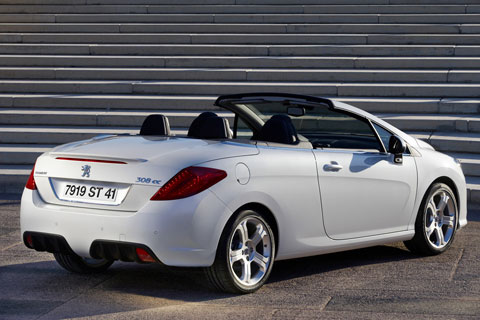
[1,197,480,320]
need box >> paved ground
[1,198,480,320]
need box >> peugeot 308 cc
[21,93,467,293]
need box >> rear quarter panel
[203,145,326,260]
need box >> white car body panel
[314,150,417,240]
[20,94,467,268]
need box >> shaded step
[0,125,187,144]
[0,5,149,14]
[6,33,480,45]
[5,80,480,96]
[0,94,220,110]
[466,176,480,204]
[0,67,461,83]
[0,108,231,127]
[0,23,467,34]
[4,33,371,45]
[1,0,478,4]
[1,94,479,114]
[3,109,480,133]
[0,165,32,194]
[379,113,480,133]
[0,44,461,56]
[0,4,472,14]
[411,131,480,154]
[0,144,53,164]
[447,153,480,177]
[3,55,480,70]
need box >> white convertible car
[21,93,467,293]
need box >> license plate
[51,179,129,205]
[62,184,118,202]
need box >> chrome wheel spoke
[230,249,244,263]
[251,224,266,246]
[428,198,437,212]
[426,223,435,238]
[437,192,449,212]
[434,226,446,246]
[241,261,252,283]
[443,215,455,227]
[238,220,249,244]
[252,252,269,272]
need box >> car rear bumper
[20,188,232,267]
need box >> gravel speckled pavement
[1,197,480,320]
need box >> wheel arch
[230,202,280,256]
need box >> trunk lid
[33,135,258,211]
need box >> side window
[293,106,382,151]
[372,123,392,152]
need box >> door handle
[323,162,343,172]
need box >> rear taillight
[150,166,227,201]
[25,164,37,190]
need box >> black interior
[140,114,171,136]
[188,112,232,139]
[254,114,298,145]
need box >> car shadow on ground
[1,243,422,319]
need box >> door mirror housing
[388,135,406,164]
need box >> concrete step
[0,94,220,110]
[447,152,480,177]
[0,67,471,83]
[6,33,480,45]
[5,67,480,84]
[380,113,480,133]
[0,165,31,194]
[0,125,187,144]
[0,5,150,14]
[1,94,479,114]
[466,176,480,204]
[0,44,467,56]
[1,0,478,4]
[0,23,473,34]
[5,33,368,45]
[410,131,480,154]
[3,109,480,135]
[2,80,480,97]
[2,13,480,24]
[0,108,232,127]
[2,55,480,70]
[0,144,54,164]
[0,5,473,14]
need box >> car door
[299,107,417,240]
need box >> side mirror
[388,135,406,164]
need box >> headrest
[140,114,171,136]
[257,114,298,144]
[188,112,232,139]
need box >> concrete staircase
[0,0,479,205]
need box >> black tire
[205,210,276,294]
[404,183,458,256]
[54,252,114,274]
